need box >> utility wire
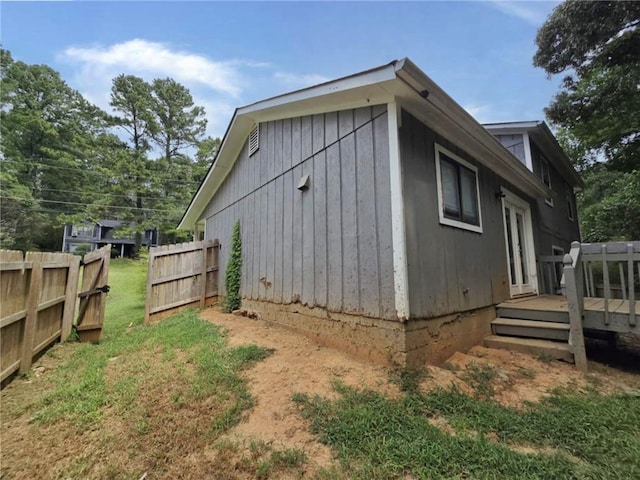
[0,196,179,212]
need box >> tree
[150,78,207,161]
[101,75,215,249]
[534,1,640,171]
[0,49,107,251]
[534,1,640,241]
[107,75,158,256]
[149,78,208,243]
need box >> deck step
[483,335,573,363]
[496,306,569,323]
[491,318,570,341]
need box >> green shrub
[73,243,92,257]
[223,221,242,312]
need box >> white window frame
[434,143,483,234]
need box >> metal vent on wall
[249,125,259,156]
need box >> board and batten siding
[529,142,581,255]
[201,105,397,320]
[400,109,510,319]
[493,134,526,166]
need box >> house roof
[179,58,557,231]
[97,219,122,228]
[483,121,584,189]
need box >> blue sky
[2,1,561,138]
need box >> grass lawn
[1,259,306,479]
[294,374,640,479]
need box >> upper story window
[70,224,94,237]
[249,125,259,156]
[435,144,483,233]
[566,184,575,221]
[540,156,554,206]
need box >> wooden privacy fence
[144,239,220,323]
[1,244,111,384]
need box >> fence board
[145,239,219,323]
[1,249,82,386]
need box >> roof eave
[395,59,551,199]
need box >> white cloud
[56,39,262,138]
[488,1,551,26]
[62,39,242,96]
[274,71,331,88]
[57,39,333,139]
[463,103,495,123]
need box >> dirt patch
[423,345,640,407]
[201,308,401,469]
[201,308,639,466]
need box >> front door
[502,191,536,297]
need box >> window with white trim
[435,144,482,233]
[249,124,259,156]
[540,156,554,206]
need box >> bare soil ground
[2,307,639,479]
[201,308,640,468]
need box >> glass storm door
[503,199,535,296]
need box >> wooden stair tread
[483,335,573,363]
[491,318,570,330]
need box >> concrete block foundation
[238,299,495,367]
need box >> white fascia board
[178,113,253,230]
[483,121,541,130]
[387,101,410,321]
[238,63,398,117]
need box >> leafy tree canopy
[534,1,640,171]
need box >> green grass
[294,381,640,479]
[24,259,273,429]
[5,258,307,478]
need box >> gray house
[179,59,582,366]
[62,220,158,258]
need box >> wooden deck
[498,294,638,334]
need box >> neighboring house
[178,58,583,366]
[62,220,158,258]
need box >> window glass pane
[541,158,551,187]
[516,212,529,284]
[460,167,479,224]
[505,208,516,286]
[441,159,460,218]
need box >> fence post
[200,241,208,308]
[563,242,587,373]
[144,246,156,324]
[20,254,42,374]
[61,255,81,341]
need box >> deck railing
[538,254,565,295]
[561,241,640,372]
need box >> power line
[0,196,180,213]
[0,159,201,185]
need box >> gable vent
[249,124,259,156]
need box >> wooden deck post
[563,242,587,373]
